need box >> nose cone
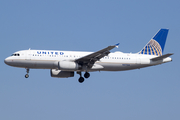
[4,57,11,65]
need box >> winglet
[115,43,120,48]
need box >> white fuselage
[4,50,172,72]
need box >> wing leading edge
[75,43,119,68]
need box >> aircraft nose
[4,57,11,65]
[4,58,8,65]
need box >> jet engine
[51,69,74,78]
[58,61,80,70]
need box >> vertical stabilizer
[139,29,169,56]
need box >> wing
[75,43,119,68]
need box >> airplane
[4,28,173,83]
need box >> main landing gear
[77,72,90,83]
[25,68,29,78]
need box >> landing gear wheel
[78,77,84,83]
[25,68,30,78]
[84,72,90,78]
[25,74,29,78]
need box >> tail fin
[138,29,169,56]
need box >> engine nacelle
[51,69,74,78]
[58,61,80,70]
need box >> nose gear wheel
[25,68,30,78]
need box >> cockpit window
[11,53,20,56]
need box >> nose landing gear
[25,68,29,78]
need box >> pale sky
[1,0,180,120]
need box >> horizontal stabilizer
[151,53,173,61]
